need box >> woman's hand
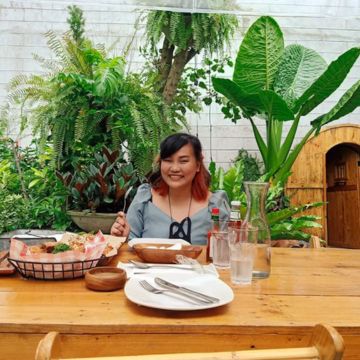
[110,211,130,238]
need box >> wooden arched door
[326,144,360,248]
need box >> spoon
[129,260,194,271]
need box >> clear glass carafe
[244,182,271,278]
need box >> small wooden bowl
[85,267,126,291]
[133,243,202,264]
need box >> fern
[32,53,61,74]
[145,10,238,56]
[6,6,181,181]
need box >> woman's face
[160,143,200,191]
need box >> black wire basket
[8,257,101,280]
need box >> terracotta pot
[67,210,117,234]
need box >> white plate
[124,273,234,311]
[128,238,190,248]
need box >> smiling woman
[110,133,230,245]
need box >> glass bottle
[244,182,271,278]
[230,200,242,229]
[206,207,219,262]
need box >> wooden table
[0,247,360,360]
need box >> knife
[154,277,220,303]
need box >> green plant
[57,146,138,213]
[7,6,179,177]
[144,9,238,105]
[209,159,322,241]
[0,137,70,232]
[267,203,323,241]
[209,159,246,203]
[0,192,28,234]
[213,16,360,184]
[234,149,263,182]
[141,48,234,125]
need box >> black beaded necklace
[168,193,192,243]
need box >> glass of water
[211,220,230,268]
[228,225,258,285]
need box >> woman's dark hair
[149,133,210,201]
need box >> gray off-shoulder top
[126,184,230,245]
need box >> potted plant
[209,158,322,244]
[212,16,360,184]
[7,5,179,180]
[57,146,138,233]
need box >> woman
[111,133,229,245]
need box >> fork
[138,280,209,304]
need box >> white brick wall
[1,0,359,169]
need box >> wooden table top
[1,246,360,360]
[1,246,359,333]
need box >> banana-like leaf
[276,114,300,168]
[272,218,321,232]
[249,117,268,167]
[273,127,314,184]
[212,80,294,121]
[274,44,327,109]
[267,201,323,225]
[212,78,262,111]
[258,90,295,121]
[294,215,321,221]
[291,219,322,230]
[270,229,311,241]
[294,47,360,115]
[233,16,284,92]
[267,118,280,173]
[311,80,360,130]
[271,222,293,232]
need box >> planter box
[68,211,117,234]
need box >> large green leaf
[212,79,294,121]
[267,118,282,173]
[212,77,262,111]
[258,90,294,121]
[270,229,311,241]
[267,202,323,225]
[294,47,360,115]
[290,218,322,230]
[273,127,314,184]
[249,118,268,167]
[311,80,360,130]
[274,44,327,109]
[233,16,284,92]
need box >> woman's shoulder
[209,190,230,217]
[132,183,152,203]
[209,190,229,204]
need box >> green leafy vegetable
[52,243,71,254]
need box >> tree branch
[162,47,198,105]
[158,38,174,94]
